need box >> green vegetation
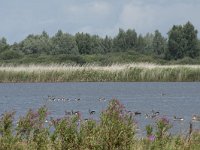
[0,99,199,150]
[0,22,200,65]
[0,64,200,82]
[0,21,200,82]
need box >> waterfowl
[192,115,200,121]
[173,116,184,121]
[74,98,80,101]
[127,110,132,113]
[145,110,159,119]
[72,110,80,115]
[66,98,70,101]
[65,110,72,115]
[99,97,106,101]
[161,93,166,96]
[60,97,66,101]
[145,113,157,119]
[152,110,160,116]
[145,113,154,118]
[145,113,149,118]
[89,109,95,115]
[134,111,142,115]
[48,95,56,101]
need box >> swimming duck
[71,110,80,115]
[134,111,142,115]
[173,116,184,121]
[192,115,200,121]
[99,97,106,101]
[152,110,160,116]
[65,110,72,115]
[74,98,80,101]
[145,113,157,119]
[89,109,95,115]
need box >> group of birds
[169,115,200,122]
[46,95,108,102]
[127,109,200,123]
[43,108,200,125]
[45,94,200,123]
[126,110,160,118]
[168,115,200,122]
[65,109,96,116]
[46,95,80,102]
[145,110,160,119]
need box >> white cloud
[63,1,111,19]
[1,0,200,43]
[119,3,155,31]
[91,1,111,15]
[116,1,200,36]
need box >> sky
[0,0,200,43]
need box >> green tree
[143,33,154,53]
[198,40,200,52]
[10,42,22,52]
[182,21,199,58]
[51,30,79,55]
[136,34,145,51]
[125,29,137,49]
[152,30,167,57]
[102,35,113,53]
[168,22,199,59]
[39,31,52,54]
[75,33,92,54]
[20,31,51,55]
[168,25,185,59]
[0,50,22,60]
[113,28,127,52]
[0,37,9,53]
[90,35,104,54]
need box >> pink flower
[148,135,155,141]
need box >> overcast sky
[0,0,200,43]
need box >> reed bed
[0,63,200,82]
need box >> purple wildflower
[148,135,155,141]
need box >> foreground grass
[0,99,200,150]
[0,63,200,82]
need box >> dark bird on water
[89,109,95,115]
[134,111,142,115]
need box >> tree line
[0,21,199,63]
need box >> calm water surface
[0,82,200,135]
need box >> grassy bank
[0,99,199,150]
[0,63,200,82]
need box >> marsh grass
[0,63,200,82]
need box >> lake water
[0,82,200,136]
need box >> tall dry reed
[0,63,200,82]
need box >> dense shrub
[0,50,22,60]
